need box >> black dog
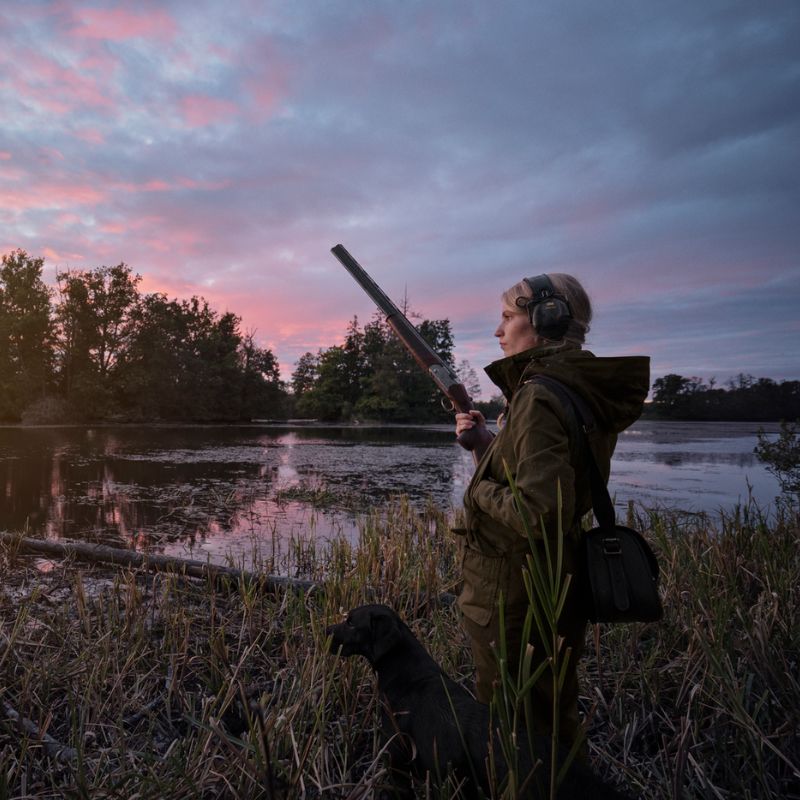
[327,603,632,799]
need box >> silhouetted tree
[291,352,319,397]
[475,394,505,421]
[116,293,185,419]
[652,374,695,417]
[456,359,482,401]
[294,311,457,422]
[0,250,52,420]
[118,296,256,421]
[53,264,140,418]
[354,313,407,420]
[239,332,285,419]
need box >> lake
[0,421,783,567]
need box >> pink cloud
[0,152,11,160]
[43,246,86,262]
[133,218,214,260]
[37,147,66,163]
[242,37,289,120]
[0,162,25,182]
[0,182,106,212]
[69,7,177,42]
[107,177,230,196]
[136,274,175,297]
[143,180,170,192]
[137,270,213,301]
[78,48,122,73]
[247,79,284,120]
[176,177,231,191]
[74,128,106,145]
[55,212,82,226]
[180,95,239,127]
[99,222,128,234]
[6,50,115,115]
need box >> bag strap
[524,374,616,531]
[527,375,646,613]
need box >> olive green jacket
[457,343,650,625]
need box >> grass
[273,483,369,513]
[1,496,799,798]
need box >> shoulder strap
[525,374,616,531]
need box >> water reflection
[0,425,474,563]
[0,421,782,565]
[614,450,758,467]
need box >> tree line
[3,249,797,425]
[648,373,799,421]
[0,250,285,423]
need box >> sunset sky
[2,1,798,398]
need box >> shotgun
[331,244,494,459]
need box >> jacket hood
[484,343,650,433]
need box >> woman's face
[495,305,540,356]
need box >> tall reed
[486,470,578,800]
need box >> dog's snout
[325,623,339,644]
[325,622,347,654]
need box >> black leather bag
[529,375,663,624]
[583,524,662,623]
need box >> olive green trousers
[461,594,587,748]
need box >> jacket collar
[484,342,580,401]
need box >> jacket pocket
[458,544,505,627]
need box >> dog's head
[326,604,406,666]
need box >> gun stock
[331,244,493,458]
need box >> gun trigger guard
[440,397,455,412]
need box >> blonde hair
[501,273,592,345]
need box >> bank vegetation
[1,495,798,799]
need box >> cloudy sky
[2,0,798,398]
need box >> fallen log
[2,700,78,763]
[0,532,317,594]
[1,632,78,762]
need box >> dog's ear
[370,609,404,663]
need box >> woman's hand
[455,409,486,436]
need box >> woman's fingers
[455,410,485,435]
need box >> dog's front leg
[377,708,416,800]
[376,772,414,800]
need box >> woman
[454,273,649,746]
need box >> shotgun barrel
[331,244,493,457]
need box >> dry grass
[1,496,798,799]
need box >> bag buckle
[601,536,622,556]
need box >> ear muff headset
[515,274,573,340]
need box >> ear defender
[516,274,573,340]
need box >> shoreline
[0,418,791,430]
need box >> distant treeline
[3,250,797,424]
[646,374,799,422]
[0,250,286,423]
[289,314,480,423]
